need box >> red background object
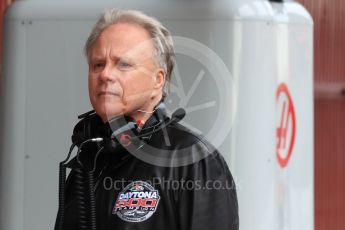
[298,0,345,229]
[0,0,13,80]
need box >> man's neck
[130,100,163,124]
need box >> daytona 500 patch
[112,181,160,222]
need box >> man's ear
[153,68,166,90]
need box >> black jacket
[55,103,239,230]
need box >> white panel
[6,0,274,21]
[233,20,277,230]
[272,2,314,230]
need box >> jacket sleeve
[176,151,239,230]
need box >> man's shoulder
[138,120,224,168]
[165,121,216,154]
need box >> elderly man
[55,8,239,230]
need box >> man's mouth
[98,91,119,96]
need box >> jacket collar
[140,102,169,130]
[66,101,170,168]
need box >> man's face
[88,23,164,122]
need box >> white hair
[84,8,175,99]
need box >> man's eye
[93,63,105,70]
[117,61,132,69]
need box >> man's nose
[99,64,117,82]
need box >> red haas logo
[276,83,296,168]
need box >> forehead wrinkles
[91,41,155,63]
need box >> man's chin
[95,107,125,122]
[105,109,124,119]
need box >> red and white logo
[113,181,160,223]
[276,83,296,168]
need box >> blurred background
[297,0,345,229]
[0,0,344,230]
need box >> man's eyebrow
[90,55,134,63]
[90,56,105,62]
[111,54,132,61]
